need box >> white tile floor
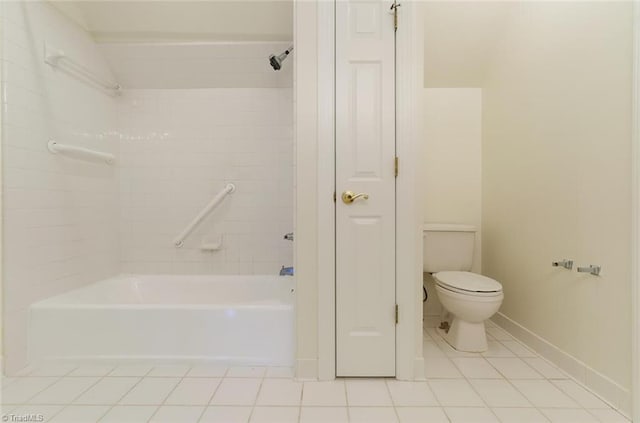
[0,324,630,423]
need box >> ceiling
[48,1,293,43]
[48,0,512,89]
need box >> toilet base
[437,317,488,353]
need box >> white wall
[422,88,482,323]
[480,1,633,412]
[422,2,633,413]
[118,88,293,275]
[293,0,319,379]
[0,1,5,371]
[1,0,119,374]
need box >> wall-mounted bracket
[577,265,601,276]
[552,259,574,270]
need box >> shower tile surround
[1,0,120,373]
[118,88,293,275]
[1,0,294,374]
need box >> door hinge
[333,191,336,202]
[395,304,399,324]
[390,2,401,32]
[394,157,399,178]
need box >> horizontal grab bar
[48,140,115,164]
[173,183,235,248]
[45,44,122,95]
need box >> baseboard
[492,312,632,418]
[413,356,425,380]
[295,358,318,380]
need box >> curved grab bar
[173,183,235,248]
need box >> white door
[335,0,396,377]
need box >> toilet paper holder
[552,259,573,270]
[577,264,601,276]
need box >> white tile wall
[117,88,293,275]
[1,0,119,374]
[99,42,294,90]
[1,0,294,374]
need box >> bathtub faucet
[279,266,294,276]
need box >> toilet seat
[434,271,502,296]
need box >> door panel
[335,0,396,377]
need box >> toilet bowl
[423,224,504,352]
[433,271,503,352]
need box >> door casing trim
[631,0,639,419]
[316,0,423,380]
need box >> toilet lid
[434,271,502,293]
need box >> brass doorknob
[342,191,369,204]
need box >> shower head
[269,45,293,71]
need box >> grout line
[384,378,402,423]
[96,365,156,419]
[344,378,351,422]
[482,354,544,381]
[460,359,505,423]
[584,407,630,423]
[96,375,151,421]
[48,373,112,422]
[8,356,629,423]
[245,368,267,423]
[4,375,65,416]
[296,377,304,423]
[196,372,226,423]
[143,366,191,423]
[427,329,587,422]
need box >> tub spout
[279,266,294,276]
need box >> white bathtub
[28,275,295,366]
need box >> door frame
[317,0,423,380]
[632,1,640,420]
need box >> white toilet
[423,224,503,352]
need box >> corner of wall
[293,0,319,380]
[295,358,318,381]
[492,312,632,418]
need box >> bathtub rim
[30,273,296,309]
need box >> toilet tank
[423,224,476,273]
